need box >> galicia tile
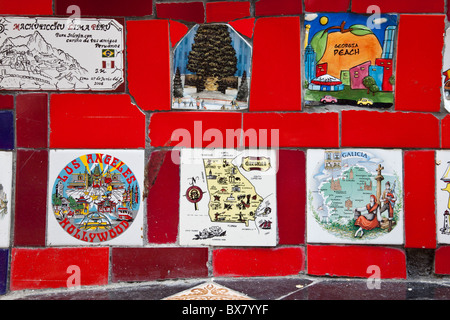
[307,245,407,279]
[10,247,109,290]
[163,282,254,300]
[0,95,14,110]
[0,152,12,248]
[50,94,145,149]
[47,149,145,246]
[127,20,171,111]
[111,247,209,282]
[255,0,302,16]
[0,0,53,15]
[213,247,305,277]
[0,111,14,150]
[16,94,48,149]
[0,249,7,295]
[14,149,48,246]
[396,15,444,112]
[206,1,251,23]
[146,150,180,244]
[229,18,255,39]
[250,17,301,111]
[156,2,205,24]
[179,149,277,247]
[169,20,188,47]
[307,149,404,245]
[277,150,306,245]
[55,0,153,16]
[0,17,124,91]
[404,151,436,248]
[172,24,252,110]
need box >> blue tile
[0,111,14,150]
[0,249,8,295]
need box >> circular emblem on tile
[51,153,140,243]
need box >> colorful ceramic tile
[179,149,277,246]
[172,24,252,111]
[163,282,254,300]
[47,150,144,246]
[434,151,450,243]
[0,17,124,91]
[303,13,397,108]
[443,28,450,112]
[0,151,12,248]
[307,149,403,244]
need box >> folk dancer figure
[354,195,381,238]
[380,181,396,231]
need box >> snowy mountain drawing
[0,31,88,89]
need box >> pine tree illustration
[236,70,249,102]
[173,67,184,98]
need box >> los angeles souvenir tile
[307,149,403,245]
[179,149,277,246]
[435,151,450,243]
[304,13,397,108]
[0,17,124,91]
[47,150,144,246]
[0,151,12,248]
[172,24,252,111]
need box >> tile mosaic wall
[1,0,450,295]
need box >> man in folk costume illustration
[354,195,382,238]
[379,181,396,231]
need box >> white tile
[436,150,450,243]
[0,151,12,248]
[47,149,144,246]
[307,149,403,245]
[179,148,277,246]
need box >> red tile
[307,245,406,279]
[16,94,48,149]
[395,15,445,112]
[229,18,255,39]
[243,112,339,148]
[156,2,205,24]
[149,112,242,148]
[352,0,445,13]
[50,94,145,149]
[404,151,436,249]
[255,0,302,16]
[0,95,14,110]
[441,115,450,148]
[55,0,152,16]
[111,247,208,282]
[14,149,48,247]
[206,1,250,23]
[277,150,306,245]
[435,246,450,275]
[341,111,440,148]
[213,247,305,277]
[250,17,301,111]
[10,248,109,290]
[147,150,180,244]
[0,0,53,15]
[305,0,350,12]
[169,20,189,47]
[127,20,171,111]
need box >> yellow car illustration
[357,98,374,106]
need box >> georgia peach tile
[0,151,12,248]
[47,149,144,246]
[307,149,404,245]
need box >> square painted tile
[179,148,277,247]
[443,27,450,112]
[303,13,397,108]
[307,149,404,245]
[0,151,12,248]
[0,16,124,91]
[163,282,254,300]
[47,150,144,246]
[435,150,450,243]
[172,24,251,111]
